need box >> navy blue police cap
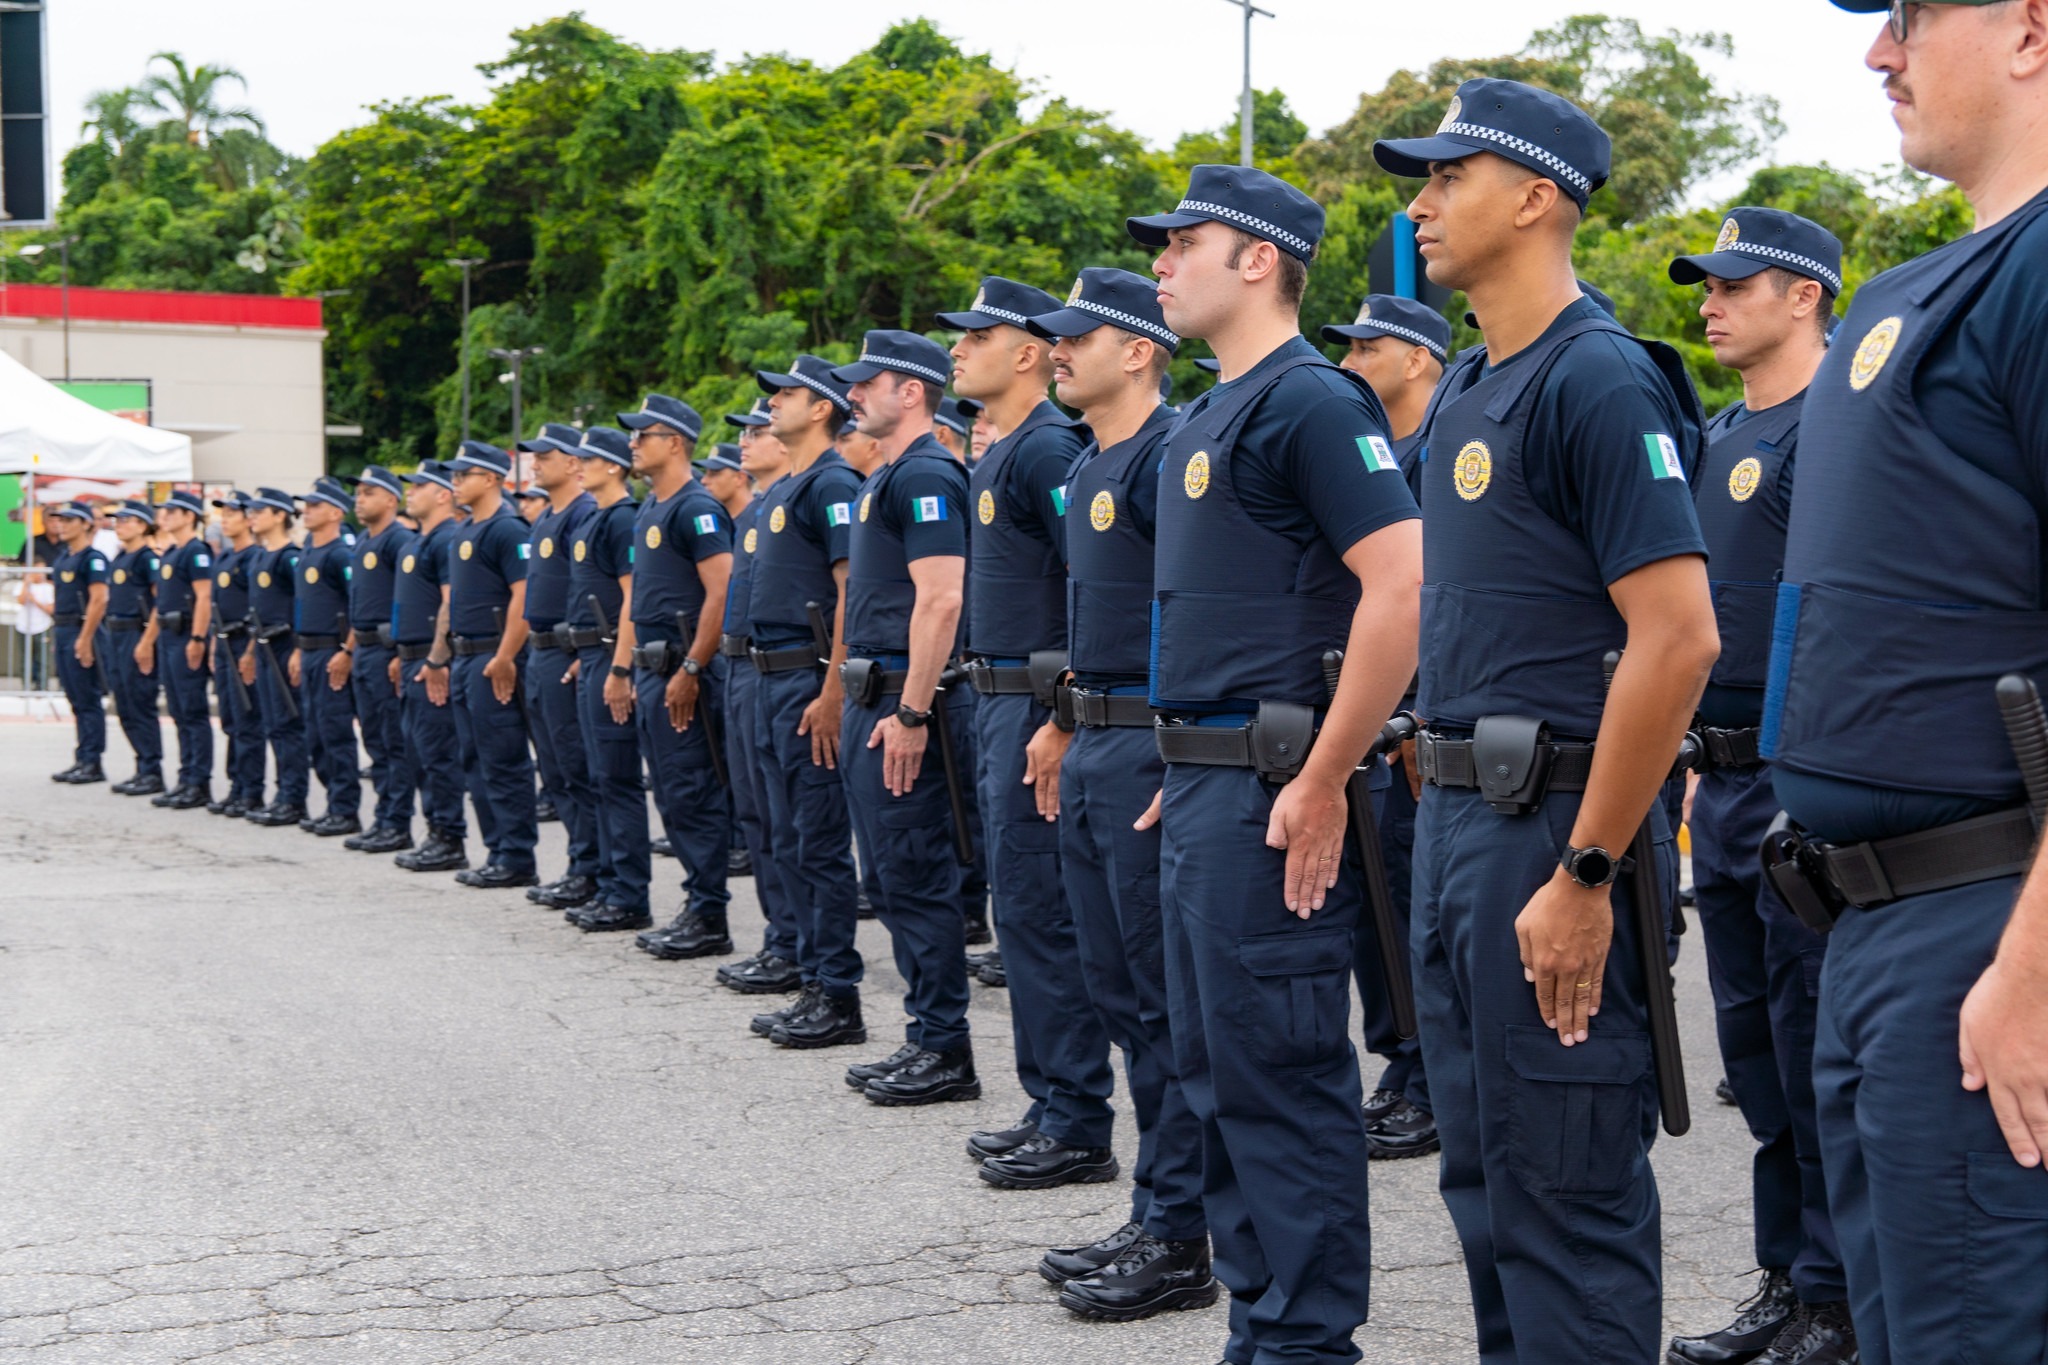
[50,499,96,522]
[1321,294,1451,360]
[515,485,549,503]
[1374,78,1610,209]
[954,395,983,420]
[1128,164,1325,263]
[400,460,456,493]
[830,330,955,389]
[1026,267,1181,352]
[619,394,702,440]
[725,397,774,429]
[113,499,156,522]
[348,466,406,498]
[210,490,252,511]
[695,445,745,475]
[1669,207,1844,294]
[517,422,586,456]
[934,398,972,436]
[296,477,353,513]
[248,487,297,514]
[575,426,633,469]
[448,440,512,477]
[1194,357,1221,374]
[155,488,206,516]
[936,276,1064,333]
[758,355,855,413]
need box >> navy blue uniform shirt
[157,537,213,619]
[567,498,637,632]
[52,543,109,616]
[107,546,158,620]
[525,492,597,628]
[295,531,356,637]
[844,435,969,656]
[630,481,733,638]
[393,518,458,645]
[448,504,530,638]
[246,543,301,629]
[751,454,862,647]
[1697,395,1799,729]
[349,522,414,634]
[994,406,1087,563]
[212,545,251,626]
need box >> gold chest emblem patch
[61,571,74,583]
[1453,441,1493,501]
[645,526,661,550]
[573,541,586,562]
[1850,316,1903,393]
[257,571,271,588]
[217,571,230,587]
[161,563,173,579]
[539,538,553,559]
[1184,451,1210,500]
[305,567,320,584]
[364,552,377,570]
[1728,457,1762,503]
[113,569,126,584]
[770,505,787,533]
[1089,490,1116,531]
[402,555,416,573]
[744,527,758,554]
[859,494,872,523]
[978,489,996,525]
[459,541,474,560]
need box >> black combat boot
[863,1044,980,1106]
[1667,1269,1797,1365]
[978,1133,1118,1190]
[1039,1222,1144,1285]
[844,1042,921,1090]
[753,982,822,1038]
[396,828,469,872]
[1365,1097,1439,1159]
[966,1114,1039,1163]
[771,991,866,1048]
[1058,1234,1220,1322]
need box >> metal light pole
[1221,0,1275,167]
[19,236,81,380]
[448,257,484,441]
[488,345,544,455]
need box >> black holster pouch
[1249,701,1317,782]
[1027,649,1069,710]
[1760,811,1843,934]
[159,611,191,637]
[1472,714,1555,815]
[840,657,882,709]
[375,624,395,649]
[630,640,680,676]
[1052,684,1077,732]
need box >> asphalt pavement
[1,718,1766,1363]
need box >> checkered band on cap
[1359,318,1448,360]
[967,302,1032,327]
[1722,240,1843,294]
[1176,199,1316,258]
[1441,123,1591,195]
[788,369,854,412]
[857,351,949,386]
[1069,297,1179,347]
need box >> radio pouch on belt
[1027,650,1070,710]
[1472,714,1554,815]
[1760,811,1843,935]
[1249,701,1317,781]
[839,658,882,709]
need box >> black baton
[1323,649,1420,1040]
[1997,673,2048,833]
[253,618,299,721]
[929,665,976,868]
[806,600,832,667]
[679,610,728,788]
[213,622,253,714]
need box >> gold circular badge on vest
[113,569,126,584]
[1850,316,1902,393]
[744,527,758,554]
[402,554,417,573]
[978,489,996,525]
[1715,217,1741,251]
[539,538,553,559]
[363,551,377,570]
[161,563,174,579]
[1184,451,1210,500]
[1089,490,1116,531]
[859,494,872,522]
[257,571,272,588]
[646,526,662,550]
[216,571,230,587]
[573,540,586,562]
[61,570,74,583]
[1728,456,1763,503]
[770,505,787,533]
[1452,440,1492,501]
[306,566,320,585]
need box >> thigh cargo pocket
[1236,928,1354,1070]
[1505,1025,1652,1197]
[1966,1152,2048,1360]
[995,822,1061,912]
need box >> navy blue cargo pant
[1815,873,2048,1364]
[756,665,860,992]
[352,642,413,832]
[954,686,990,926]
[841,677,969,1052]
[577,645,650,913]
[1062,722,1205,1241]
[215,635,264,801]
[724,660,794,958]
[451,651,536,873]
[53,624,107,766]
[1356,754,1428,1111]
[252,639,308,806]
[635,657,731,919]
[1412,782,1672,1365]
[105,626,162,781]
[399,657,466,837]
[300,647,360,820]
[1692,764,1840,1299]
[528,643,599,881]
[159,628,213,790]
[977,689,1115,1148]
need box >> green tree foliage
[1172,89,1308,177]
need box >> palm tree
[79,86,144,153]
[138,53,264,146]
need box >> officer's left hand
[1515,870,1612,1046]
[1023,722,1072,821]
[1134,789,1162,831]
[561,658,579,686]
[484,653,518,704]
[868,713,927,796]
[74,635,94,668]
[1959,953,2048,1167]
[800,675,844,769]
[186,638,205,671]
[1268,774,1347,916]
[665,669,698,732]
[326,650,351,691]
[287,650,302,688]
[135,640,154,675]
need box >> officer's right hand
[868,713,927,796]
[1398,737,1422,802]
[185,638,204,671]
[800,677,843,769]
[135,640,154,675]
[387,656,400,693]
[239,652,256,687]
[1515,870,1613,1046]
[1960,952,2048,1167]
[604,671,634,724]
[1134,789,1162,831]
[561,658,580,686]
[425,663,450,707]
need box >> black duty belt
[254,626,296,648]
[966,662,1034,695]
[217,621,249,640]
[1694,725,1764,771]
[297,633,345,651]
[838,658,912,707]
[106,617,145,634]
[529,627,572,652]
[373,623,395,649]
[719,633,753,659]
[395,642,435,661]
[965,650,1069,707]
[160,611,192,636]
[568,628,609,651]
[1418,730,1595,793]
[450,634,500,657]
[52,612,82,627]
[1067,688,1158,729]
[1154,702,1317,782]
[630,640,684,676]
[751,643,822,675]
[1817,807,2036,909]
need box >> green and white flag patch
[827,502,852,527]
[693,514,719,535]
[1644,433,1685,481]
[1357,434,1399,473]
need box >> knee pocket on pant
[1504,1026,1651,1197]
[1235,929,1353,1070]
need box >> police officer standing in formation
[563,427,650,931]
[931,398,973,461]
[1374,82,1716,1361]
[207,492,263,817]
[832,330,981,1103]
[103,501,164,797]
[441,441,541,889]
[1662,208,1850,1365]
[1767,5,2048,1361]
[46,501,111,785]
[391,461,472,873]
[239,489,311,828]
[944,276,1119,1186]
[745,355,867,1039]
[620,394,735,946]
[1015,267,1214,1315]
[150,488,216,809]
[292,478,362,837]
[341,468,417,854]
[516,423,602,911]
[1323,293,1449,1161]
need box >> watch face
[1574,849,1615,885]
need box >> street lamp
[448,257,485,441]
[19,235,82,381]
[1219,0,1275,167]
[487,346,545,458]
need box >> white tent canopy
[0,349,192,480]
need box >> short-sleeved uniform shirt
[750,454,861,648]
[213,544,252,627]
[246,542,301,630]
[295,531,356,637]
[844,435,969,657]
[1696,396,1799,729]
[349,522,415,635]
[567,497,637,633]
[393,518,458,645]
[52,543,109,617]
[987,404,1088,564]
[157,537,214,622]
[525,492,597,628]
[107,545,158,620]
[629,481,733,638]
[448,504,530,638]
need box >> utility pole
[1221,0,1275,167]
[488,345,544,460]
[18,236,81,381]
[448,257,484,442]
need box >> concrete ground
[1,718,1766,1363]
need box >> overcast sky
[46,1,1904,206]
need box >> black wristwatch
[895,703,933,729]
[609,664,631,679]
[1560,845,1624,888]
[680,655,704,677]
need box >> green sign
[0,475,23,558]
[54,381,152,420]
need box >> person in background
[46,501,111,785]
[104,500,165,798]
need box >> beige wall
[0,315,326,489]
